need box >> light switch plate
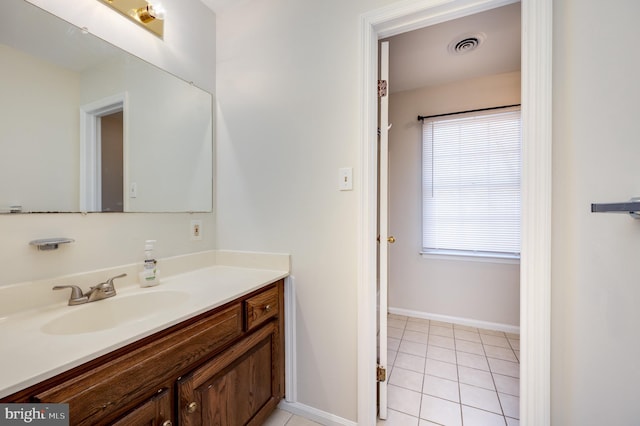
[129,182,137,198]
[339,167,353,191]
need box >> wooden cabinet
[111,388,172,426]
[178,321,279,426]
[1,280,285,426]
[31,303,243,425]
[244,285,279,332]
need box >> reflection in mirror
[0,0,213,213]
[100,110,124,212]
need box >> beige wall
[0,0,216,287]
[81,58,213,212]
[388,72,521,327]
[0,45,80,212]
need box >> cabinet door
[178,321,281,426]
[112,388,173,426]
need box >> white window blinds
[422,108,521,257]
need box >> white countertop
[0,264,288,398]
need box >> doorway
[79,93,128,212]
[358,1,552,425]
[100,110,124,212]
[378,3,521,422]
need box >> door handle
[387,236,396,244]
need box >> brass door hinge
[376,365,387,382]
[378,80,387,97]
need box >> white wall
[218,0,640,424]
[552,0,640,424]
[215,0,399,420]
[0,0,216,287]
[0,45,79,212]
[388,72,520,327]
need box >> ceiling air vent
[448,32,486,55]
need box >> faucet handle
[93,273,127,288]
[105,273,127,286]
[93,273,127,295]
[53,285,88,305]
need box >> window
[422,107,521,258]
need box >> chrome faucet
[53,273,126,306]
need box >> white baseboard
[278,401,357,426]
[388,306,520,334]
[284,276,297,402]
[280,278,356,425]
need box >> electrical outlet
[190,220,202,241]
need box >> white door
[377,40,392,420]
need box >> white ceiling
[382,2,521,94]
[198,0,238,14]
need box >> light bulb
[147,3,166,20]
[135,3,165,23]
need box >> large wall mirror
[0,0,213,213]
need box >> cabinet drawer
[244,286,278,331]
[111,388,172,426]
[34,303,243,426]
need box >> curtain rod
[417,104,521,121]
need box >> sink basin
[41,291,190,335]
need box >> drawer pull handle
[187,402,198,413]
[162,421,173,426]
[264,304,272,312]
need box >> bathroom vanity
[0,258,288,426]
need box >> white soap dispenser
[139,239,160,287]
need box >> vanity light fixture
[135,3,166,23]
[96,0,165,38]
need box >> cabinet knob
[387,236,396,244]
[162,421,173,426]
[264,304,272,312]
[186,401,198,413]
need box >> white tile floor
[379,314,520,426]
[264,314,519,426]
[263,409,321,426]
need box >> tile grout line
[480,330,509,424]
[418,320,429,423]
[453,325,464,426]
